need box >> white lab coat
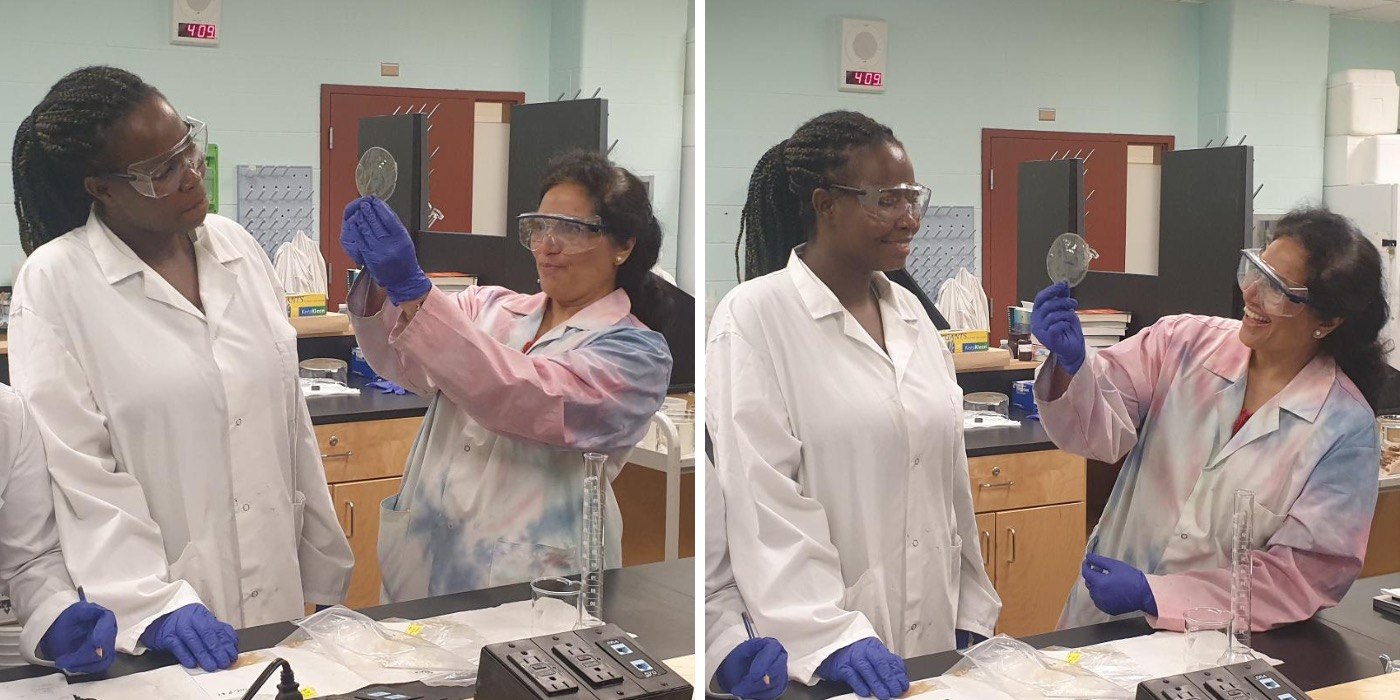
[705,457,751,692]
[0,385,79,665]
[707,249,1001,684]
[8,211,353,652]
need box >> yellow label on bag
[301,688,317,698]
[406,623,424,637]
[1066,651,1083,665]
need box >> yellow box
[287,293,327,318]
[939,329,990,354]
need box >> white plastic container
[1325,134,1400,185]
[1327,69,1399,136]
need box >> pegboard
[906,206,977,300]
[237,165,316,258]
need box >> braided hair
[12,66,161,254]
[538,150,672,331]
[1270,207,1391,409]
[737,110,901,280]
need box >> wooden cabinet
[314,417,421,483]
[975,513,996,584]
[318,417,421,608]
[331,477,403,608]
[1361,489,1400,577]
[968,450,1087,637]
[992,503,1087,637]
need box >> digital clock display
[177,22,218,40]
[844,70,883,87]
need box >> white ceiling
[1162,0,1400,23]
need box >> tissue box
[940,329,989,354]
[287,293,327,318]
[1012,379,1036,412]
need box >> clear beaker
[530,576,582,635]
[1184,607,1234,669]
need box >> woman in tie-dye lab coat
[1031,207,1383,632]
[341,151,672,601]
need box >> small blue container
[350,346,377,379]
[1011,379,1036,412]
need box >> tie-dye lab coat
[1034,314,1379,631]
[348,281,671,601]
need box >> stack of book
[1009,303,1132,351]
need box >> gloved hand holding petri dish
[1046,232,1100,287]
[355,146,399,201]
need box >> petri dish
[1046,232,1100,287]
[355,146,398,200]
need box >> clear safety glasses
[827,182,932,223]
[101,117,208,199]
[517,213,607,255]
[1237,248,1311,317]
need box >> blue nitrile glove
[343,196,431,305]
[816,637,910,700]
[1030,281,1086,375]
[715,637,788,700]
[954,629,987,650]
[1082,553,1158,617]
[39,601,117,675]
[365,379,408,395]
[339,197,370,268]
[139,603,239,672]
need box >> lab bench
[773,572,1398,699]
[307,375,693,608]
[0,559,695,700]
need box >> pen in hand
[77,586,103,659]
[741,611,769,687]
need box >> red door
[319,85,524,308]
[981,129,1172,345]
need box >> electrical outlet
[507,650,579,696]
[553,642,623,687]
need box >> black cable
[239,657,301,700]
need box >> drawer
[315,417,422,484]
[968,450,1086,513]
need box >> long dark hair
[1272,207,1390,408]
[12,66,161,254]
[537,150,670,331]
[737,110,901,280]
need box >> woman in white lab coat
[708,111,1000,700]
[341,151,672,599]
[0,384,117,674]
[7,67,353,671]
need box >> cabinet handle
[322,450,354,460]
[329,436,340,447]
[979,481,1015,489]
[344,501,355,538]
[1007,527,1017,564]
[980,530,991,566]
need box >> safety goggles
[1237,248,1311,317]
[100,117,207,199]
[826,182,932,222]
[517,213,607,254]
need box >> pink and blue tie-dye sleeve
[1034,316,1181,463]
[389,288,671,451]
[1147,423,1379,631]
[346,277,436,395]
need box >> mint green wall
[706,0,1202,306]
[1330,17,1400,78]
[706,0,1396,308]
[0,0,688,288]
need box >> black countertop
[963,407,1055,457]
[307,375,431,425]
[0,560,694,699]
[768,574,1398,699]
